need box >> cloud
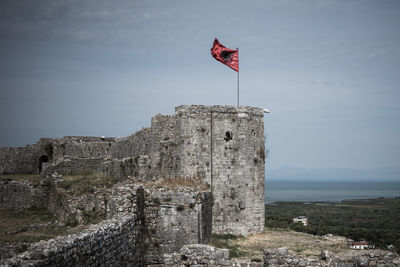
[0,0,158,43]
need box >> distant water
[265,180,400,203]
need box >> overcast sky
[0,0,399,172]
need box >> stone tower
[176,105,265,235]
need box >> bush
[58,171,117,195]
[176,205,185,211]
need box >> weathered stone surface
[0,180,50,209]
[2,214,138,266]
[1,104,268,265]
[165,244,230,266]
[175,105,265,236]
[1,182,214,266]
[152,188,212,253]
[263,249,400,267]
[1,105,266,236]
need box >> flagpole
[237,47,239,107]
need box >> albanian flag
[211,38,239,72]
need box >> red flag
[211,38,239,72]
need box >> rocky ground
[211,228,381,262]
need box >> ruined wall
[46,114,180,180]
[2,185,165,266]
[0,137,116,176]
[0,175,213,257]
[1,182,214,266]
[263,248,400,267]
[0,145,48,175]
[43,157,105,175]
[110,129,151,159]
[0,176,109,224]
[0,104,266,237]
[0,180,51,209]
[3,214,139,267]
[164,244,230,266]
[107,184,212,255]
[152,188,212,254]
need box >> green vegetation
[58,170,118,195]
[81,210,106,225]
[209,228,349,260]
[0,174,43,184]
[176,205,185,211]
[209,234,246,258]
[0,207,65,245]
[0,206,100,257]
[265,198,400,253]
[146,177,208,190]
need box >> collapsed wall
[2,185,162,266]
[0,178,212,266]
[4,214,140,267]
[263,248,400,267]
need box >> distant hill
[268,166,400,182]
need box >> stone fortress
[2,105,400,267]
[0,105,266,266]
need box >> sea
[265,180,400,203]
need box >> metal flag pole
[237,47,239,107]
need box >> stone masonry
[0,105,266,236]
[263,247,400,267]
[1,182,213,266]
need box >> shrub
[176,205,185,211]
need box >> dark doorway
[39,155,49,173]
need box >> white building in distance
[293,216,308,226]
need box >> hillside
[265,198,400,253]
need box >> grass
[0,174,43,184]
[0,207,97,258]
[146,177,209,190]
[81,210,106,225]
[209,229,349,261]
[209,234,247,259]
[57,170,118,195]
[0,207,68,245]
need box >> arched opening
[39,155,49,173]
[224,131,233,142]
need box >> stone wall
[0,180,50,209]
[152,188,212,254]
[0,104,266,237]
[164,244,230,266]
[1,185,165,266]
[0,137,116,175]
[0,145,46,175]
[3,214,139,266]
[1,181,215,266]
[110,128,151,159]
[43,157,105,176]
[107,183,212,255]
[263,248,400,266]
[0,176,110,224]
